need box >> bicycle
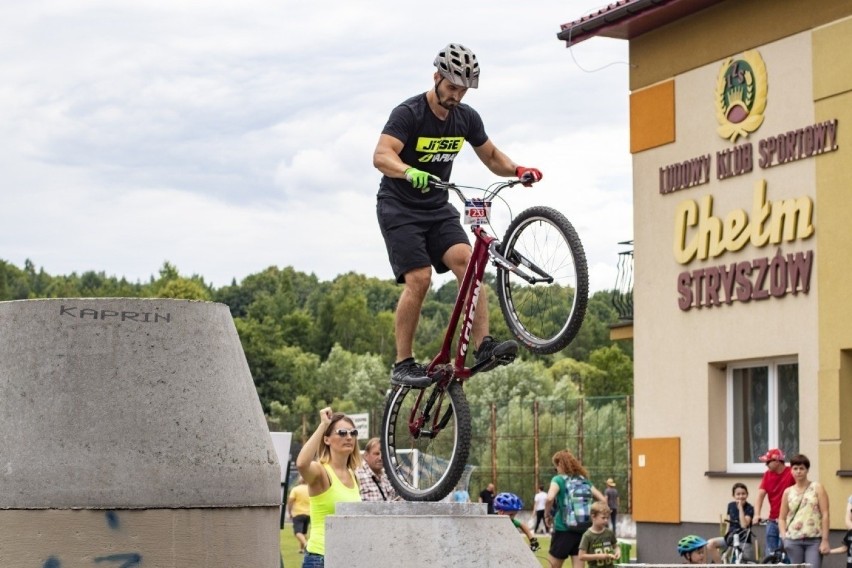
[722,527,758,564]
[380,176,589,501]
[760,542,790,565]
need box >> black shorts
[292,514,310,535]
[377,198,469,283]
[550,530,584,560]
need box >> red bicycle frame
[426,224,496,382]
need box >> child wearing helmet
[578,502,620,567]
[678,534,709,564]
[493,492,540,552]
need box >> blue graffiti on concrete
[42,552,142,567]
[105,510,120,530]
[94,553,142,567]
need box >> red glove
[515,166,542,187]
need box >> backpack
[558,474,593,531]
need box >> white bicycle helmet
[434,43,480,88]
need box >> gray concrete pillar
[326,502,540,567]
[0,298,280,567]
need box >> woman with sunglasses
[296,407,362,567]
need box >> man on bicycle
[373,43,542,388]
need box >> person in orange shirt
[287,477,311,554]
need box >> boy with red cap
[754,448,795,555]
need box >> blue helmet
[677,535,708,556]
[493,492,523,512]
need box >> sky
[1,0,633,293]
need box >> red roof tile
[557,0,724,46]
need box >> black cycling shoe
[390,358,432,388]
[474,336,518,373]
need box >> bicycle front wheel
[381,381,471,502]
[496,206,588,354]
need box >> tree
[463,359,553,405]
[158,278,212,300]
[547,358,605,397]
[587,345,633,396]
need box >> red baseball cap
[759,448,785,462]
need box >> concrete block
[0,298,280,509]
[0,299,281,566]
[326,502,540,568]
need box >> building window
[727,359,799,472]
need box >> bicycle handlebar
[427,176,535,202]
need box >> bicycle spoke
[497,206,588,354]
[381,382,470,501]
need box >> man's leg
[395,266,431,360]
[765,520,780,555]
[390,266,433,387]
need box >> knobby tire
[380,381,471,501]
[496,206,588,354]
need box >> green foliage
[588,344,634,396]
[0,257,633,430]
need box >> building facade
[559,0,852,562]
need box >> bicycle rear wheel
[496,206,588,354]
[381,381,471,501]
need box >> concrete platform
[0,299,280,567]
[326,502,540,568]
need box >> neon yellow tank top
[306,462,361,555]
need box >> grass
[279,527,303,567]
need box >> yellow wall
[630,80,675,153]
[630,28,835,524]
[813,15,852,510]
[628,0,851,91]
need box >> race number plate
[463,199,491,225]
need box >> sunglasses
[334,428,358,438]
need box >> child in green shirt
[578,502,620,567]
[493,492,541,552]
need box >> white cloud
[1,0,633,293]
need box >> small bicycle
[380,177,589,501]
[723,528,758,564]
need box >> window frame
[725,357,798,474]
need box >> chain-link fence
[286,395,633,511]
[462,396,632,511]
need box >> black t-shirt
[377,93,488,209]
[479,488,495,514]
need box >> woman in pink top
[778,454,830,568]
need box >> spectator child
[828,529,852,568]
[708,482,755,562]
[493,492,540,552]
[452,486,471,503]
[677,535,709,564]
[847,495,852,529]
[578,502,620,568]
